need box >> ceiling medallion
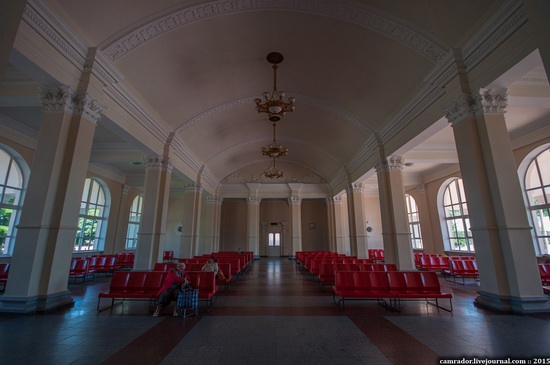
[254,52,296,122]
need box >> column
[347,182,368,259]
[326,197,337,252]
[0,86,103,313]
[332,196,348,255]
[376,156,415,270]
[289,196,303,255]
[112,184,131,253]
[445,89,549,313]
[134,156,172,270]
[180,183,202,258]
[247,197,261,257]
[206,196,223,253]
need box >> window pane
[527,188,545,207]
[274,233,280,246]
[2,187,20,205]
[538,150,550,186]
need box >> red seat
[0,262,10,291]
[69,259,90,283]
[162,250,174,262]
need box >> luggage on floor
[176,288,198,317]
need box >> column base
[0,291,74,314]
[474,290,550,314]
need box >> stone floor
[0,257,549,364]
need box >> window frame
[125,194,143,250]
[0,147,28,256]
[440,178,475,253]
[522,148,550,255]
[405,194,423,249]
[74,177,110,252]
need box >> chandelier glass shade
[254,52,295,122]
[264,157,284,179]
[262,121,288,158]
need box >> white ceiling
[1,0,549,196]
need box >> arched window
[0,148,26,255]
[524,149,550,255]
[125,194,143,250]
[442,178,474,252]
[405,194,423,249]
[74,178,109,252]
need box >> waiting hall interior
[1,0,550,363]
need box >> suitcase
[176,288,199,317]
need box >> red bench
[539,264,550,285]
[97,271,166,312]
[418,255,450,271]
[332,271,396,310]
[115,252,135,270]
[69,258,93,283]
[445,260,479,284]
[332,271,453,312]
[187,271,219,311]
[387,271,453,312]
[0,262,9,291]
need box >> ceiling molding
[462,0,527,73]
[101,0,447,63]
[175,93,374,136]
[24,0,88,72]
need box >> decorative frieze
[103,0,445,63]
[206,196,224,205]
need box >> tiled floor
[0,257,549,365]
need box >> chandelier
[264,157,284,179]
[262,121,288,158]
[254,52,296,122]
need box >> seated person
[153,262,188,317]
[202,256,225,280]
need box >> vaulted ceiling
[1,0,549,197]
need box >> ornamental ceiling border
[203,136,342,167]
[100,0,447,63]
[175,94,374,136]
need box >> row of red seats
[538,264,550,285]
[0,262,9,291]
[97,270,220,313]
[443,260,479,284]
[318,263,396,290]
[153,262,234,290]
[332,270,453,312]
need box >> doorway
[266,226,282,257]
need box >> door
[266,228,282,257]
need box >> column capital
[41,85,74,114]
[247,196,261,205]
[333,196,343,205]
[375,156,404,173]
[288,196,302,205]
[185,183,202,193]
[475,88,508,115]
[145,156,173,172]
[122,184,131,195]
[416,184,426,194]
[206,196,223,205]
[444,93,475,126]
[349,182,365,193]
[73,92,105,124]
